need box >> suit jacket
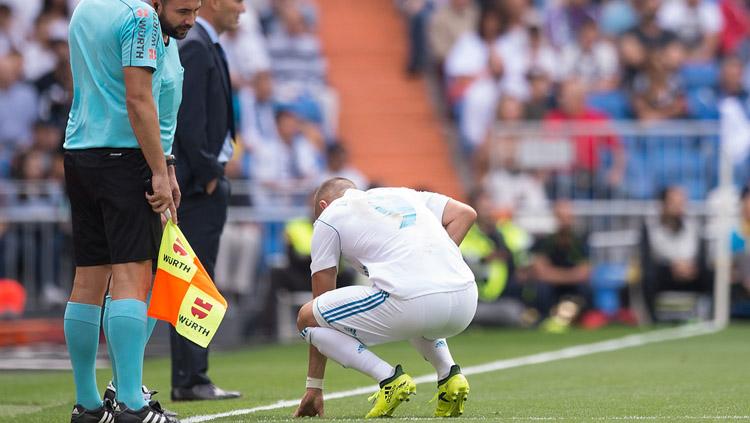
[174,23,234,196]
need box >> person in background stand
[171,0,245,402]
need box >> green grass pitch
[1,324,749,422]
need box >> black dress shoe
[170,384,242,401]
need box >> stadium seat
[591,263,628,317]
[623,137,657,198]
[291,93,325,126]
[686,88,720,120]
[586,90,631,119]
[655,291,712,322]
[680,62,719,91]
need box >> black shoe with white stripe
[114,401,179,423]
[70,403,114,423]
[142,386,178,418]
[103,382,116,406]
[103,382,178,419]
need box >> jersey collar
[196,17,220,44]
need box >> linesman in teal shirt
[63,0,199,422]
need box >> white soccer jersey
[310,187,476,299]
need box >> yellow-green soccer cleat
[432,365,469,417]
[365,365,416,418]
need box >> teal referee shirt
[64,0,165,151]
[158,38,184,155]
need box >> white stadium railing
[0,119,736,324]
[484,120,733,327]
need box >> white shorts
[312,283,478,346]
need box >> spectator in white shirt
[718,56,750,185]
[21,14,63,81]
[252,106,323,265]
[252,107,323,207]
[444,6,503,106]
[641,186,708,322]
[221,8,271,87]
[445,7,504,152]
[0,0,41,37]
[266,3,326,98]
[474,95,550,222]
[543,0,600,49]
[0,4,20,56]
[319,143,368,190]
[240,71,278,150]
[559,18,620,92]
[267,2,339,137]
[0,53,38,174]
[658,0,724,61]
[494,13,557,100]
[428,0,480,71]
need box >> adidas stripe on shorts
[312,284,478,346]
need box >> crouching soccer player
[294,178,479,418]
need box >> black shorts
[64,148,161,266]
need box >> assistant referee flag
[148,220,228,348]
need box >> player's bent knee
[297,302,319,332]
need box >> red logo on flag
[136,8,149,17]
[173,238,188,257]
[149,49,157,60]
[191,297,213,319]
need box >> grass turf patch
[1,324,748,422]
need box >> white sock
[410,338,455,380]
[303,327,394,383]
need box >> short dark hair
[274,108,296,122]
[313,177,356,218]
[326,143,347,157]
[659,185,681,202]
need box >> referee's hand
[146,173,178,224]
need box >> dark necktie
[214,42,236,140]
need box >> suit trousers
[170,177,229,389]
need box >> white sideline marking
[183,322,720,423]
[251,417,750,421]
[247,417,748,421]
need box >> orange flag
[148,220,228,348]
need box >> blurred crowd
[1,0,750,333]
[0,0,367,195]
[0,0,372,311]
[398,0,750,210]
[461,183,750,331]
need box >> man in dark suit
[171,0,245,402]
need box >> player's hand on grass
[293,388,324,418]
[147,173,178,224]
